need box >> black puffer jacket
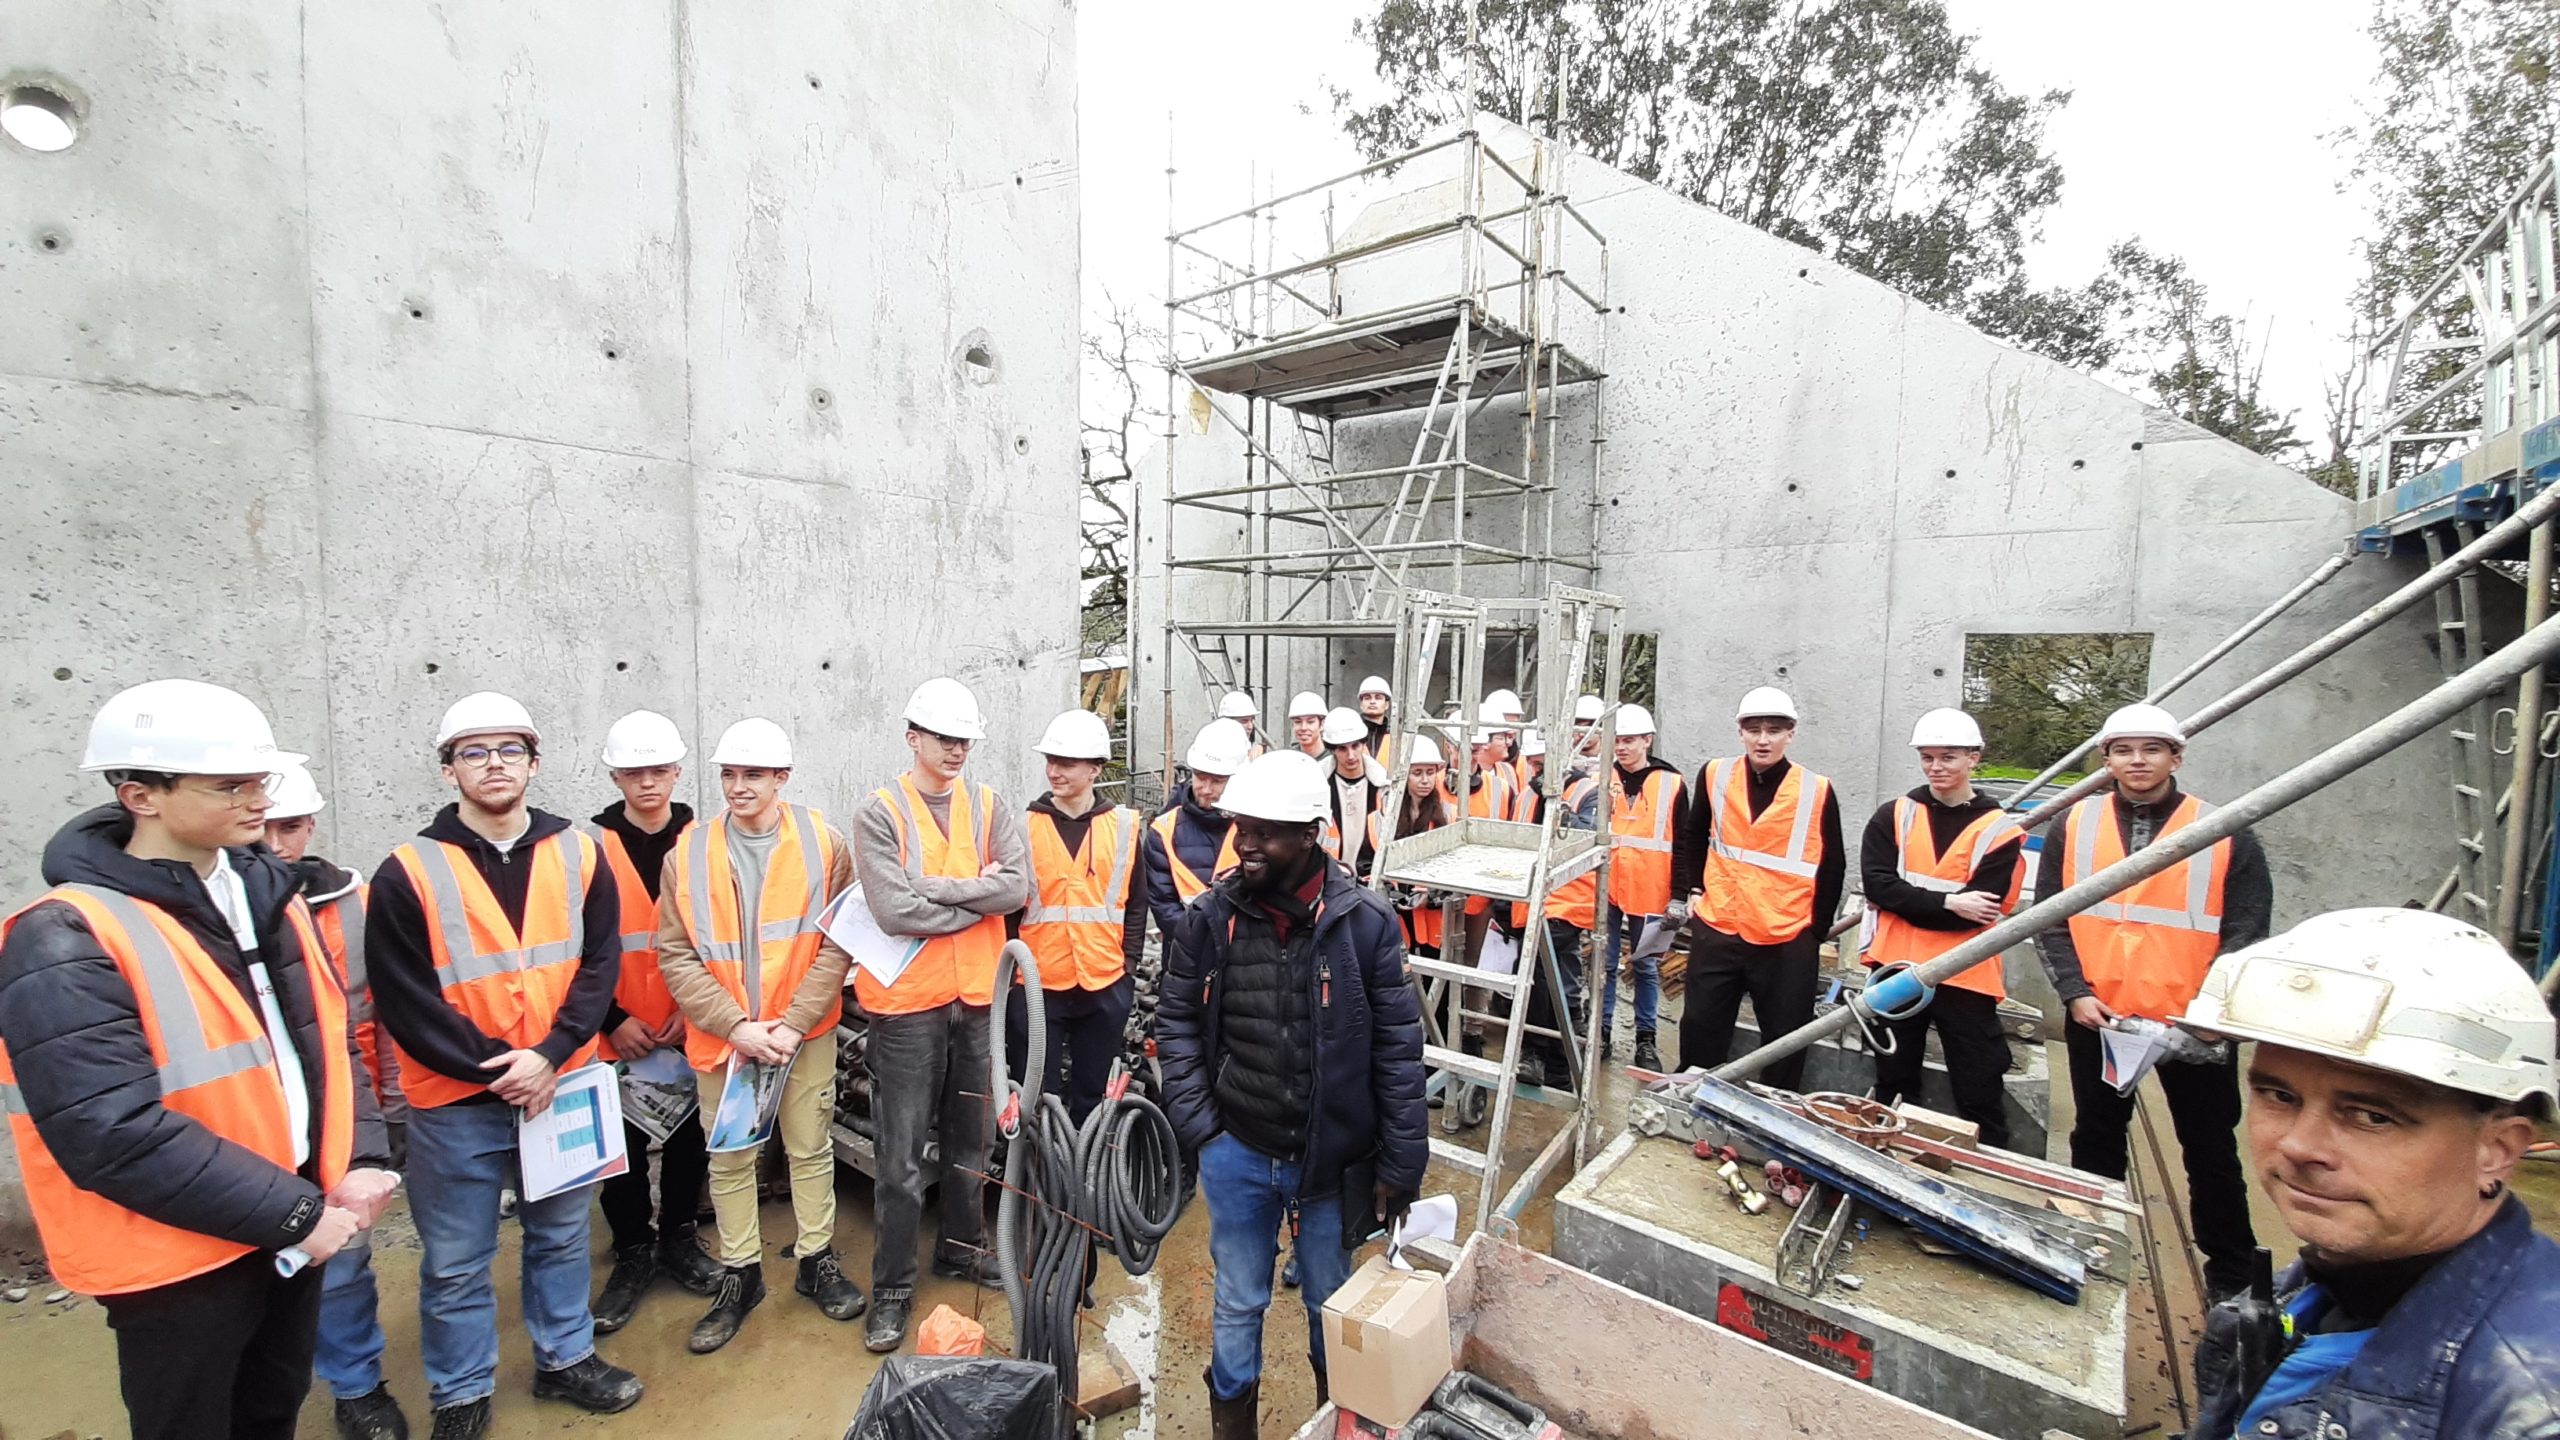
[1157,859,1426,1203]
[0,807,390,1255]
[1210,902,1315,1160]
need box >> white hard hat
[1573,695,1608,722]
[1522,729,1546,758]
[2181,908,2558,1114]
[904,677,987,740]
[434,691,540,749]
[1034,708,1113,761]
[1484,688,1524,719]
[1219,750,1328,824]
[711,717,794,767]
[2095,702,2184,750]
[1319,707,1368,746]
[82,679,307,776]
[1736,686,1798,723]
[1909,707,1985,749]
[1404,735,1445,768]
[265,761,325,820]
[1186,718,1252,776]
[1217,691,1259,721]
[1357,675,1393,699]
[601,710,687,769]
[1288,691,1327,719]
[1614,703,1657,737]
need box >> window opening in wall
[1,85,78,152]
[1962,632,2154,787]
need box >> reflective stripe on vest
[2058,793,2231,1021]
[408,835,588,987]
[1022,807,1139,990]
[680,806,828,973]
[1860,798,2023,999]
[579,823,659,958]
[0,883,356,1295]
[2068,794,2222,933]
[675,805,836,1065]
[1153,809,1239,902]
[1706,758,1823,878]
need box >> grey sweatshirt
[853,778,1031,938]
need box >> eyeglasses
[918,732,973,753]
[452,743,533,769]
[184,776,282,809]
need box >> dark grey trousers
[868,999,994,1294]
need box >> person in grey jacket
[850,677,1030,1353]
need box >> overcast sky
[1076,0,2379,447]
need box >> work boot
[931,1246,1004,1290]
[686,1263,766,1354]
[658,1229,726,1296]
[426,1399,490,1440]
[1205,1367,1258,1440]
[531,1353,644,1414]
[866,1287,914,1353]
[1599,1031,1616,1062]
[334,1384,409,1440]
[1312,1353,1329,1405]
[592,1242,656,1334]
[1632,1031,1661,1071]
[796,1245,868,1320]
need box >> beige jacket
[655,818,855,1043]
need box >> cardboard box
[1320,1256,1453,1428]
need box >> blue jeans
[407,1100,598,1408]
[313,1237,387,1400]
[1198,1132,1356,1400]
[1600,909,1660,1034]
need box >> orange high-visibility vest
[1320,768,1382,866]
[857,778,1007,1016]
[672,805,840,1067]
[1451,765,1515,918]
[1700,758,1833,945]
[1022,807,1140,992]
[1860,798,2025,999]
[582,823,679,1062]
[1384,800,1454,950]
[0,885,356,1296]
[1151,809,1239,904]
[1514,774,1601,931]
[2059,794,2230,1020]
[388,830,601,1108]
[1607,768,1682,917]
[310,883,398,1106]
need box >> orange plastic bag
[915,1303,987,1357]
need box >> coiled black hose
[988,943,1185,1426]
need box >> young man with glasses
[367,693,641,1437]
[851,677,1029,1352]
[0,681,394,1440]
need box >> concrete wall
[1,1,1079,1237]
[1143,121,2447,922]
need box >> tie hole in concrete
[0,81,80,153]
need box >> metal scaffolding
[1154,108,1610,764]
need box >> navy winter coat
[1156,858,1426,1206]
[2185,1196,2560,1440]
[1142,784,1233,940]
[0,807,390,1258]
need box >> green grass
[1978,763,2087,785]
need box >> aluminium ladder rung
[1424,1043,1507,1087]
[2460,837,2488,855]
[2456,784,2486,799]
[1427,1136,1490,1175]
[1408,955,1529,994]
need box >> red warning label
[1714,1281,1877,1382]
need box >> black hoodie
[0,806,389,1254]
[365,805,623,1101]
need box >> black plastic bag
[842,1355,1061,1440]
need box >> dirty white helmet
[1320,707,1369,746]
[434,691,540,750]
[1909,707,1985,750]
[601,710,687,769]
[1404,735,1446,769]
[1034,708,1113,761]
[1573,694,1608,722]
[265,761,326,820]
[2181,908,2557,1113]
[1219,750,1328,824]
[2095,702,2184,750]
[711,717,793,768]
[1736,686,1798,723]
[1483,688,1524,720]
[904,677,987,740]
[1186,718,1252,777]
[1522,729,1546,758]
[1614,703,1657,737]
[1357,675,1393,699]
[1288,691,1327,719]
[83,679,307,776]
[1217,691,1259,722]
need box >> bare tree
[1080,295,1165,662]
